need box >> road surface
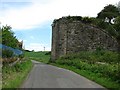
[21,60,106,88]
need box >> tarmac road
[21,60,106,89]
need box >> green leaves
[97,4,120,23]
[96,4,120,53]
[2,25,19,48]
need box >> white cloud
[0,3,50,30]
[25,43,51,51]
[30,36,34,39]
[1,0,119,31]
[23,40,27,42]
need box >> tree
[108,19,120,54]
[2,25,19,48]
[113,16,120,82]
[113,16,120,50]
[117,1,120,12]
[96,3,120,55]
[97,4,120,24]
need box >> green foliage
[114,16,120,40]
[114,16,120,29]
[24,51,50,64]
[93,19,109,29]
[45,51,51,55]
[81,17,95,24]
[2,25,24,59]
[54,16,96,24]
[2,49,14,58]
[66,16,82,21]
[96,4,120,38]
[117,1,120,12]
[66,16,95,24]
[2,25,19,48]
[0,29,2,43]
[18,53,25,59]
[2,60,33,88]
[97,4,120,23]
[60,51,119,63]
[96,3,120,53]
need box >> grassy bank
[50,51,120,90]
[25,51,50,64]
[2,59,33,88]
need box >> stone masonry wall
[51,17,118,60]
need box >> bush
[19,54,24,59]
[2,49,14,58]
[93,19,109,29]
[60,50,119,63]
[81,17,93,23]
[45,51,51,55]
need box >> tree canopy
[117,1,120,12]
[97,4,120,24]
[96,4,120,52]
[1,25,19,48]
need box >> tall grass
[60,50,119,63]
[24,51,50,63]
[2,60,33,88]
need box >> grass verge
[24,51,50,64]
[2,59,33,89]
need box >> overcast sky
[0,0,119,51]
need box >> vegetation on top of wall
[53,16,96,24]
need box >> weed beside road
[2,59,33,88]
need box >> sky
[0,0,119,51]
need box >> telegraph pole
[44,47,45,51]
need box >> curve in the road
[21,60,106,89]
